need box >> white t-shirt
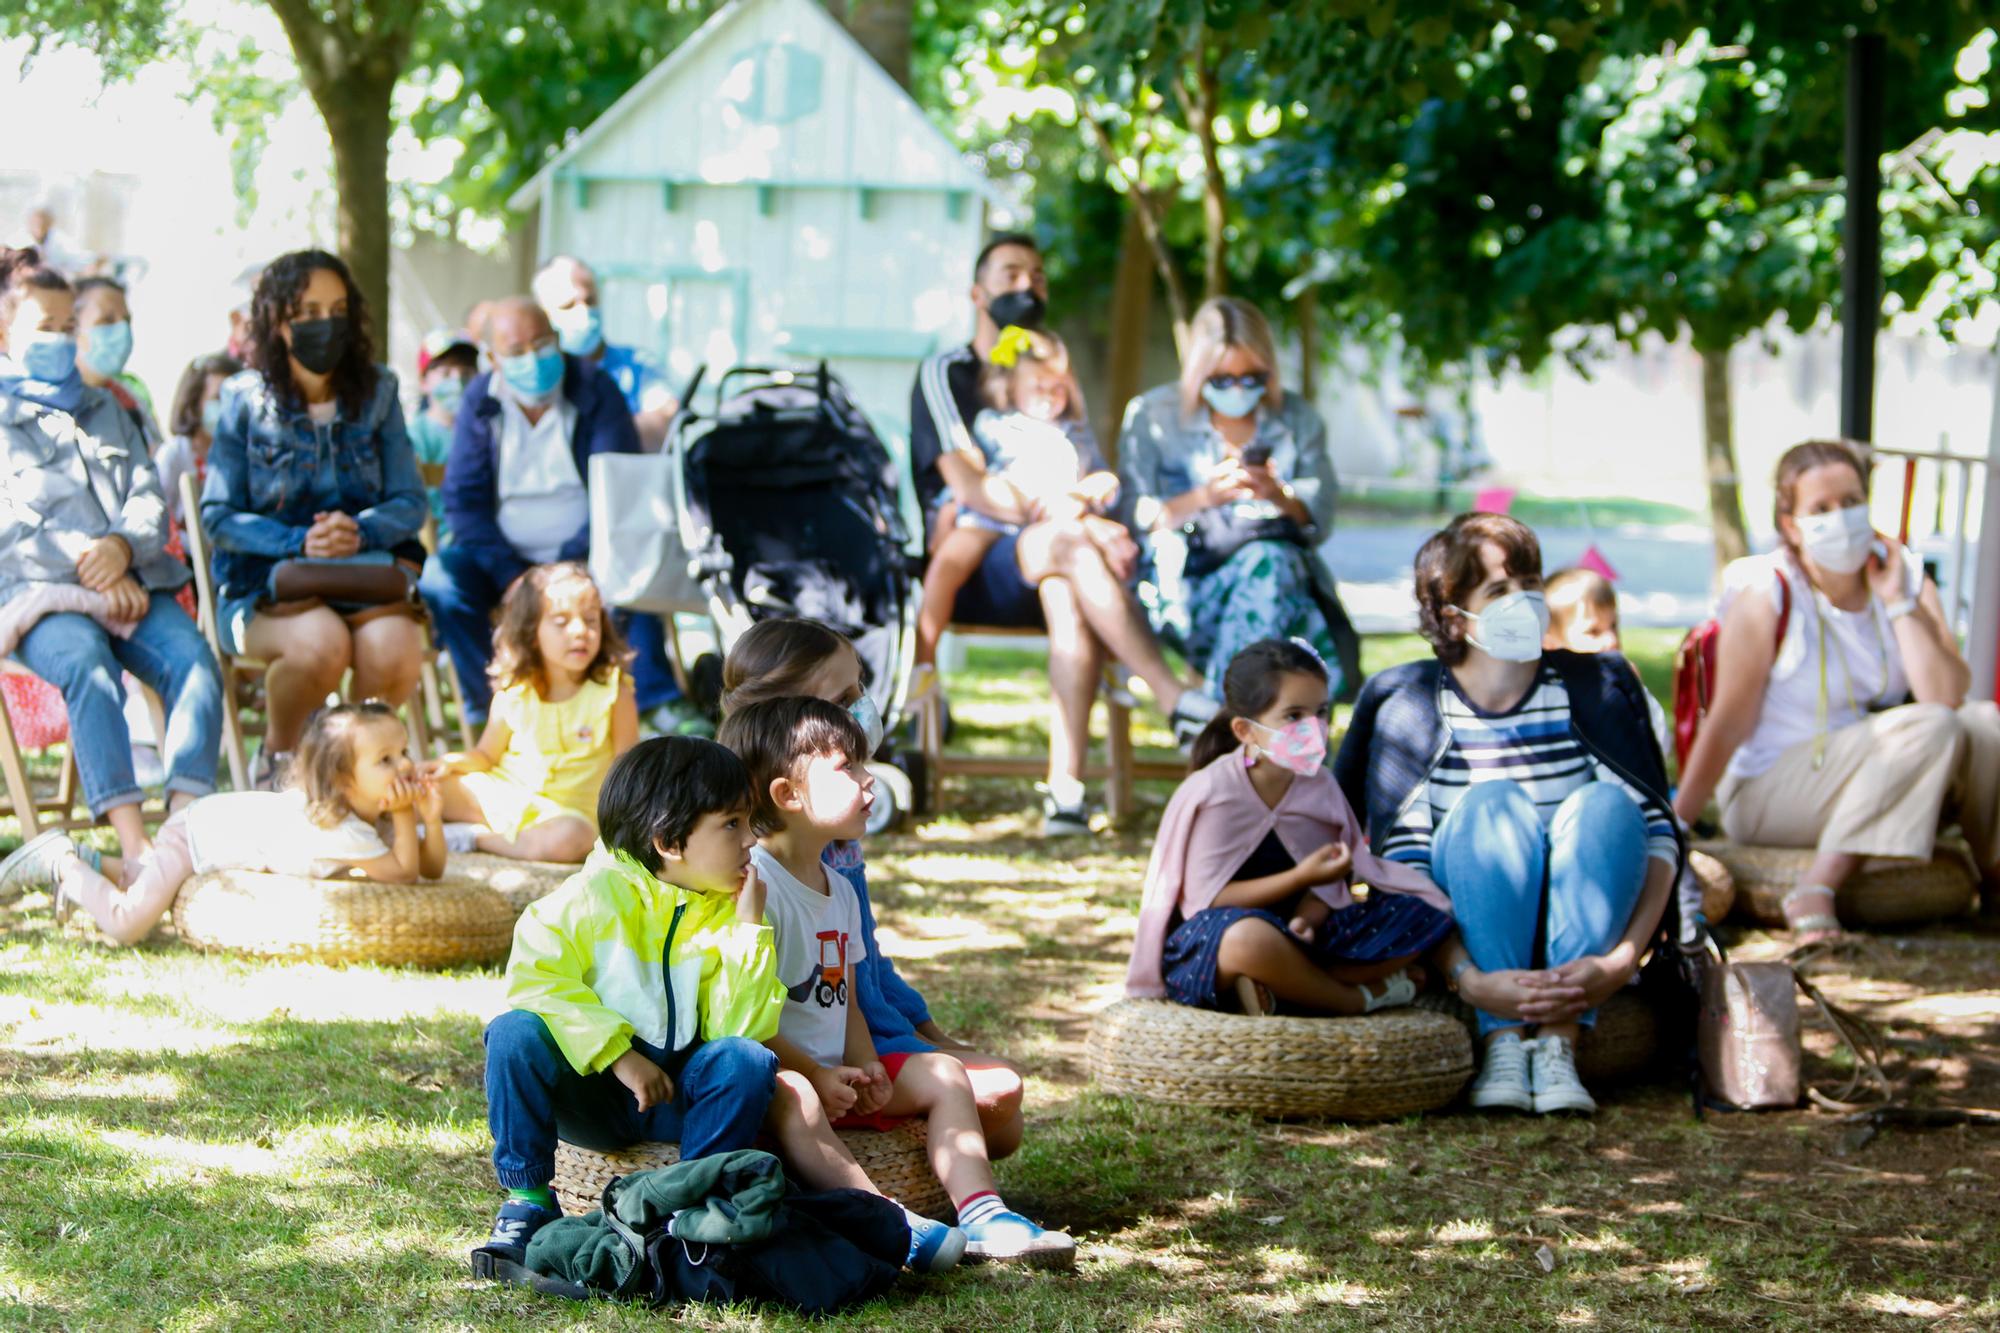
[493,379,585,563]
[183,789,389,878]
[752,844,867,1069]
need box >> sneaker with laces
[1168,691,1220,748]
[0,829,79,905]
[1468,1030,1533,1112]
[1526,1034,1597,1115]
[1041,795,1093,837]
[903,1211,966,1273]
[470,1196,561,1279]
[961,1210,1077,1268]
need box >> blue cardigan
[442,355,639,591]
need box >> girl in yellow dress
[427,562,639,861]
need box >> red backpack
[1672,571,1790,770]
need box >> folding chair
[0,664,84,836]
[912,623,1180,823]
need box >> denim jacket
[0,385,187,608]
[200,367,426,612]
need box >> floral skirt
[1152,540,1338,691]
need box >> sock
[955,1191,1008,1227]
[507,1186,554,1210]
[1046,775,1086,810]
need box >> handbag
[1695,938,1892,1112]
[1181,505,1308,580]
[269,552,414,607]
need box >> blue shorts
[1161,893,1455,1010]
[949,532,1043,628]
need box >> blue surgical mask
[428,375,465,417]
[552,305,604,357]
[849,693,885,756]
[1201,378,1265,419]
[18,331,78,384]
[82,321,133,376]
[200,398,222,436]
[499,344,565,402]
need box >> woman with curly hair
[199,249,429,784]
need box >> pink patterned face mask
[1246,716,1327,777]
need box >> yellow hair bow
[990,325,1035,369]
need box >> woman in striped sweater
[1333,513,1684,1116]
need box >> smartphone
[1241,442,1271,468]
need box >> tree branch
[264,0,332,86]
[1172,38,1229,305]
[1077,98,1191,348]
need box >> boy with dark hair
[472,736,784,1279]
[719,698,1076,1268]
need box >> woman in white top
[1673,439,1998,941]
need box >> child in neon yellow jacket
[472,736,785,1279]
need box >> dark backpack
[1672,570,1789,770]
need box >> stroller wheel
[864,760,909,835]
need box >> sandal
[1233,976,1276,1017]
[1357,970,1418,1014]
[1782,884,1846,946]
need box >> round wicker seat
[552,1122,948,1219]
[1086,999,1473,1119]
[1695,840,1974,929]
[1414,988,1659,1085]
[443,851,574,916]
[1688,848,1736,924]
[172,860,520,967]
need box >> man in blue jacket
[422,296,638,724]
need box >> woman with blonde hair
[1117,296,1346,693]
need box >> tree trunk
[1077,103,1190,351]
[1699,343,1751,567]
[838,0,912,89]
[1101,203,1155,463]
[319,73,396,351]
[1296,285,1319,401]
[1176,53,1228,304]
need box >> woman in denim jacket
[201,250,427,780]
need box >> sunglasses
[1206,373,1264,391]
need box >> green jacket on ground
[504,846,784,1076]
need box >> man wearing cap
[531,255,677,452]
[412,329,480,544]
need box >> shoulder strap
[1774,567,1791,651]
[1788,947,1895,1113]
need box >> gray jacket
[0,385,186,608]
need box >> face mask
[1795,504,1873,575]
[1452,590,1549,663]
[499,345,565,403]
[1201,379,1265,419]
[428,375,465,417]
[986,290,1045,331]
[551,304,604,357]
[848,693,885,756]
[288,316,350,375]
[17,330,77,383]
[200,398,222,436]
[1246,715,1327,777]
[82,320,133,376]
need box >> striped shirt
[1378,666,1678,874]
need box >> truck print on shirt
[785,929,851,1007]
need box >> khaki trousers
[1718,701,2000,872]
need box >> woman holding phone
[1673,439,1999,941]
[1116,296,1345,692]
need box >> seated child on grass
[0,701,445,946]
[1126,639,1453,1017]
[472,736,785,1279]
[718,697,1076,1268]
[1543,567,1674,764]
[427,562,637,863]
[721,617,1028,1158]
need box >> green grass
[1339,486,1704,531]
[3,643,1997,1330]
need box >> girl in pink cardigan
[1126,639,1453,1015]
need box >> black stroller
[670,364,921,825]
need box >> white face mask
[1795,503,1873,575]
[1452,590,1549,663]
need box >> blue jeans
[13,593,222,817]
[420,546,678,723]
[484,1010,777,1191]
[1431,780,1649,1036]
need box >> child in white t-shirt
[1544,567,1674,759]
[717,696,1076,1268]
[0,702,447,946]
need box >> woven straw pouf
[1414,988,1660,1085]
[1696,840,1975,929]
[1688,848,1735,923]
[172,866,516,967]
[551,1122,949,1219]
[442,851,573,916]
[1086,999,1473,1119]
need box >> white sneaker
[1468,1030,1532,1112]
[1526,1035,1598,1115]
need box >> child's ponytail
[1187,638,1331,773]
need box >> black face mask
[986,290,1046,331]
[289,316,351,375]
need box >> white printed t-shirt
[183,789,389,878]
[751,844,867,1069]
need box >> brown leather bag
[269,556,413,607]
[1697,941,1892,1112]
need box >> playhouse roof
[507,0,1002,214]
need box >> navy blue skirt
[1160,893,1455,1010]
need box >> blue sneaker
[470,1195,561,1279]
[903,1211,966,1273]
[0,830,78,905]
[962,1210,1076,1268]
